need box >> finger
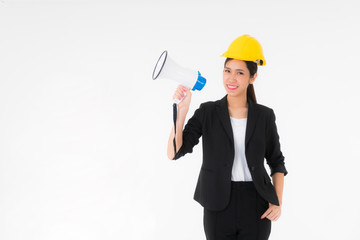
[178,85,187,93]
[268,208,275,216]
[261,209,270,219]
[178,84,188,91]
[175,93,184,100]
[269,213,279,221]
[267,210,277,220]
[176,88,186,96]
[173,92,183,100]
[173,92,179,99]
[275,212,281,220]
[266,214,274,221]
[175,89,185,97]
[261,210,269,219]
[175,88,183,96]
[266,210,276,221]
[263,207,276,220]
[178,85,186,91]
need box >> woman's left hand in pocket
[260,203,281,221]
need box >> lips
[227,84,238,90]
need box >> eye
[224,69,230,73]
[238,72,243,75]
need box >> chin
[226,90,240,96]
[226,89,246,98]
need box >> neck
[227,93,248,109]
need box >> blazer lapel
[215,94,260,150]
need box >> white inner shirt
[230,117,253,181]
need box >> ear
[249,72,257,84]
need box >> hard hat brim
[220,53,266,66]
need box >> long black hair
[224,58,258,103]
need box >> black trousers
[203,181,271,240]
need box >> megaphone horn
[152,50,206,93]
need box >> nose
[229,72,237,82]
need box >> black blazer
[172,94,288,211]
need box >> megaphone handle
[173,103,177,159]
[172,88,189,158]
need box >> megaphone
[152,50,206,104]
[152,50,207,159]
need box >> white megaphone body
[152,50,206,104]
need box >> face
[223,59,257,97]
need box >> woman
[167,34,288,240]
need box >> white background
[1,0,360,239]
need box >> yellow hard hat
[221,34,266,66]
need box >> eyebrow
[224,67,244,71]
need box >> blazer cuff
[172,144,185,160]
[270,165,288,177]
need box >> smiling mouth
[227,84,238,90]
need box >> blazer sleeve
[172,103,204,160]
[265,109,288,176]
